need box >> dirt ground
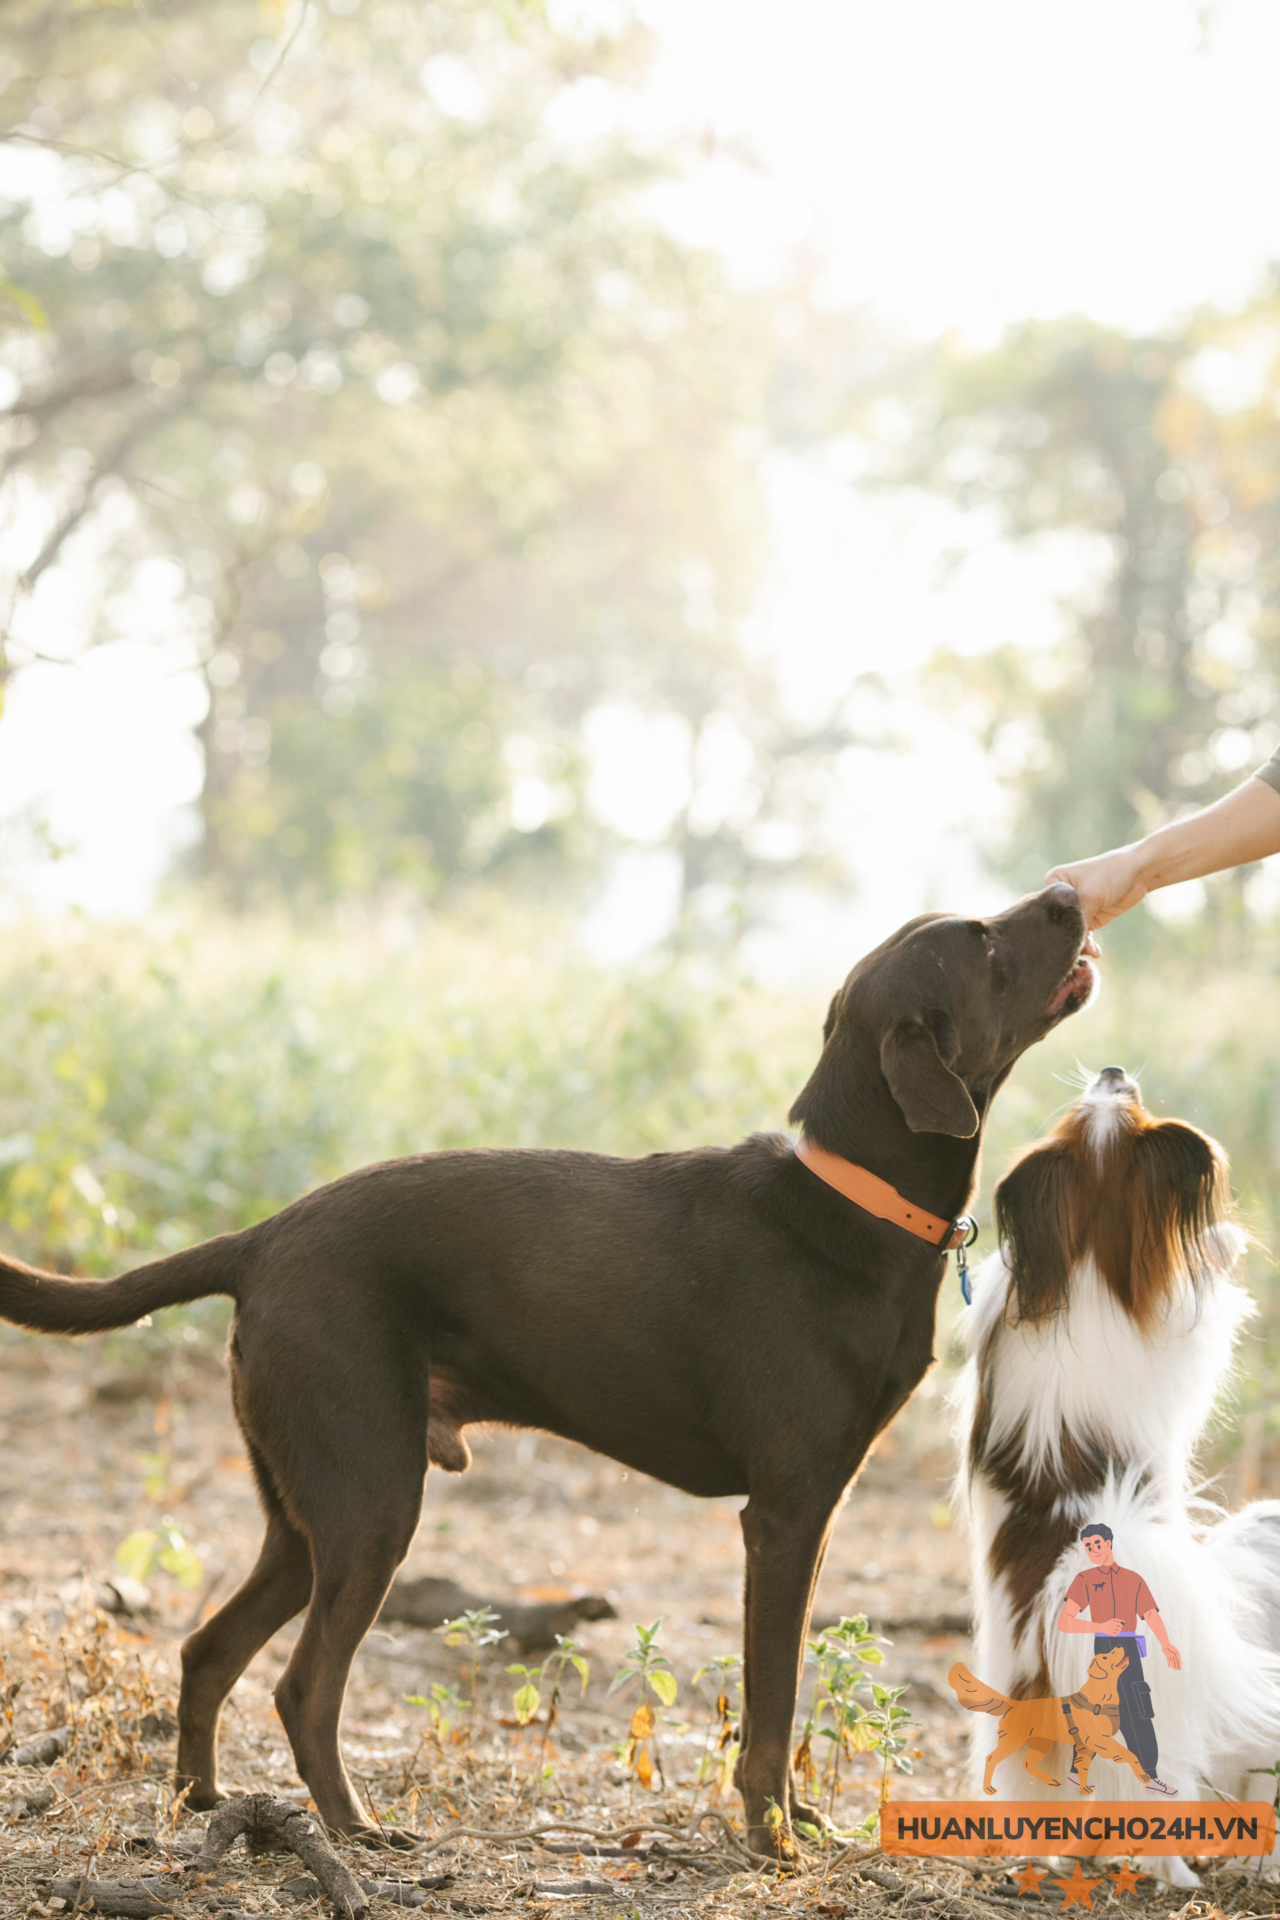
[0,1329,1272,1920]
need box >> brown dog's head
[994,1066,1236,1326]
[791,884,1093,1148]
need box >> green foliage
[403,1680,464,1747]
[690,1651,741,1807]
[882,291,1280,943]
[206,658,591,902]
[507,1634,589,1727]
[0,0,780,913]
[435,1605,507,1715]
[794,1615,913,1823]
[608,1619,677,1710]
[115,1516,203,1590]
[507,1633,589,1799]
[0,907,812,1281]
[608,1619,676,1793]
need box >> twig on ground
[1,1724,72,1766]
[412,1810,761,1870]
[38,1878,177,1918]
[190,1793,371,1916]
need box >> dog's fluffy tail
[948,1662,1009,1717]
[0,1230,255,1335]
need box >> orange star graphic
[1013,1864,1046,1895]
[1109,1864,1143,1896]
[1052,1862,1101,1910]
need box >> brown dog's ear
[880,1019,979,1137]
[994,1142,1076,1322]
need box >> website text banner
[883,1801,1275,1857]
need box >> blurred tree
[1,0,847,923]
[877,295,1280,931]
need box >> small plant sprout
[434,1606,507,1718]
[1250,1759,1280,1881]
[794,1614,916,1831]
[114,1515,203,1590]
[864,1678,917,1814]
[690,1652,741,1813]
[403,1680,464,1749]
[608,1620,678,1796]
[507,1634,590,1797]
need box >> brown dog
[0,887,1092,1856]
[950,1649,1153,1795]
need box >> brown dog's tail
[948,1662,1010,1717]
[0,1229,255,1336]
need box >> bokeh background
[4,0,1280,1484]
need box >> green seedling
[435,1606,507,1716]
[690,1652,741,1815]
[507,1634,591,1798]
[794,1613,916,1828]
[404,1680,464,1748]
[863,1680,917,1816]
[115,1516,203,1590]
[608,1620,678,1796]
[1250,1759,1280,1880]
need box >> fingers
[1045,850,1148,932]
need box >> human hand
[1163,1642,1182,1671]
[1045,848,1146,930]
[1095,1619,1124,1636]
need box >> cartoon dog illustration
[949,1649,1154,1796]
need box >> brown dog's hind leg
[225,1317,429,1841]
[177,1505,313,1809]
[272,1498,423,1843]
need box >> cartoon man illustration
[1056,1521,1181,1797]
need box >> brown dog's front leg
[737,1498,832,1862]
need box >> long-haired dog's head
[995,1067,1235,1327]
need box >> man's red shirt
[1065,1562,1156,1633]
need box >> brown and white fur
[955,1068,1280,1881]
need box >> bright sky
[7,0,1280,966]
[633,0,1280,336]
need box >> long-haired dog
[955,1068,1280,1880]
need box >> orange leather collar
[795,1138,974,1251]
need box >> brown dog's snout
[1042,881,1081,915]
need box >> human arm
[1144,1606,1181,1671]
[1046,774,1280,931]
[1057,1598,1123,1636]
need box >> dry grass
[1,1337,1276,1920]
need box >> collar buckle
[942,1214,979,1252]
